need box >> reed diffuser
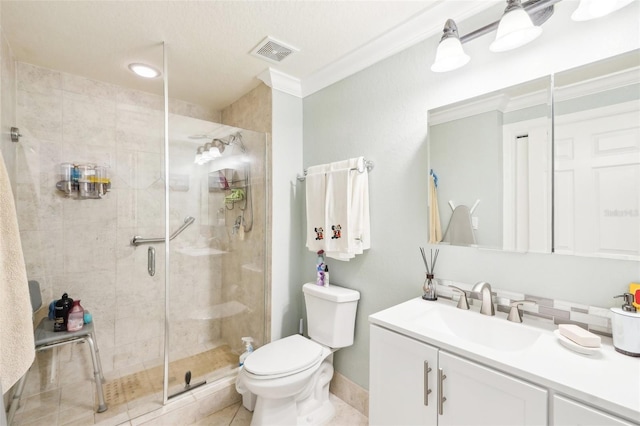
[420,247,439,301]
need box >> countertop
[369,297,640,424]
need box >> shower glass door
[165,114,267,399]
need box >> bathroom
[1,0,639,425]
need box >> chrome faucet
[471,281,495,316]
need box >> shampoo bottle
[239,337,254,368]
[67,300,84,332]
[54,293,73,332]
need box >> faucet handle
[507,300,537,323]
[450,286,469,310]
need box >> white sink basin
[415,303,541,352]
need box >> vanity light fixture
[194,146,205,164]
[128,63,161,79]
[431,19,470,73]
[571,0,635,21]
[211,139,226,155]
[194,138,229,165]
[431,0,635,72]
[489,0,542,53]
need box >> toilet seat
[244,335,327,379]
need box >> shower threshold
[168,370,207,399]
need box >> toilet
[236,282,360,426]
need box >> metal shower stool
[7,281,107,424]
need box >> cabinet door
[438,351,547,426]
[369,325,439,426]
[553,395,636,426]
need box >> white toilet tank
[303,283,360,348]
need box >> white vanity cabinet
[553,395,637,426]
[370,324,439,425]
[370,325,547,426]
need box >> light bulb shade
[490,7,542,52]
[431,19,470,73]
[212,139,226,155]
[208,146,222,158]
[431,37,470,72]
[571,0,634,21]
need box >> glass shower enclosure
[11,42,267,423]
[162,115,268,401]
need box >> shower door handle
[148,247,155,277]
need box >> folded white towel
[0,149,35,394]
[305,164,329,252]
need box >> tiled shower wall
[0,28,16,194]
[12,61,253,381]
[221,83,272,351]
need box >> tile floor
[189,394,368,426]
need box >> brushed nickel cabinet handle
[438,368,447,415]
[424,361,432,406]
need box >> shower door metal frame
[162,41,171,405]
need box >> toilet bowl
[236,283,360,426]
[237,334,334,425]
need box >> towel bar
[297,159,374,182]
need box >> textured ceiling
[1,0,445,112]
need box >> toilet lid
[243,335,324,377]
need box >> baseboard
[329,371,369,417]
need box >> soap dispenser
[611,293,640,357]
[239,337,254,367]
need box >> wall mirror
[553,50,640,261]
[428,77,552,253]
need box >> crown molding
[300,0,500,98]
[258,68,302,98]
[555,66,640,102]
[256,1,500,100]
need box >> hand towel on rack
[324,160,350,257]
[326,157,370,261]
[305,164,329,252]
[0,149,35,393]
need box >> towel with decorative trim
[305,164,329,252]
[326,157,370,261]
[0,148,35,394]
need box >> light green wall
[301,1,640,389]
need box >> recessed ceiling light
[128,63,161,79]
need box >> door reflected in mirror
[428,77,552,253]
[553,50,640,260]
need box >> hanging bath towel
[325,162,350,257]
[0,149,35,394]
[305,164,329,252]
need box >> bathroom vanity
[369,298,640,426]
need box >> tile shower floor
[11,345,238,425]
[10,346,368,426]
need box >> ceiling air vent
[250,36,299,64]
